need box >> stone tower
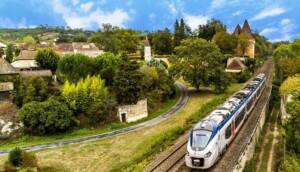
[234,20,255,58]
[144,37,151,61]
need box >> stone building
[144,37,152,61]
[117,99,148,123]
[233,20,255,58]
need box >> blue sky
[0,0,299,42]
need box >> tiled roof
[144,37,150,47]
[21,70,52,77]
[241,20,252,36]
[19,43,29,50]
[0,82,14,91]
[54,43,74,52]
[0,58,18,75]
[11,60,39,69]
[36,43,53,49]
[72,42,99,51]
[17,50,37,60]
[225,58,245,72]
[233,24,241,36]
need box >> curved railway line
[0,82,188,157]
[143,59,273,172]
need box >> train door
[218,130,221,154]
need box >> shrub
[3,161,16,172]
[19,98,74,135]
[8,147,23,167]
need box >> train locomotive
[185,73,266,169]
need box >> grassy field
[0,83,243,171]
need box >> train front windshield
[192,130,212,150]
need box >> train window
[247,98,254,111]
[235,108,245,128]
[225,124,231,139]
[192,130,212,149]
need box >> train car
[185,73,266,169]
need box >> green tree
[0,48,4,57]
[58,54,93,82]
[173,19,181,47]
[113,55,144,104]
[173,18,191,49]
[14,47,21,56]
[213,31,238,54]
[115,29,139,54]
[5,43,13,63]
[197,18,226,41]
[73,33,88,42]
[13,76,58,107]
[19,98,74,135]
[35,48,60,73]
[290,38,300,56]
[8,147,23,167]
[93,53,120,86]
[90,24,120,54]
[152,28,173,55]
[171,38,229,92]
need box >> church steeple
[144,36,150,47]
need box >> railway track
[144,59,273,172]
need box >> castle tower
[144,37,151,61]
[233,20,255,58]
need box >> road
[0,82,188,156]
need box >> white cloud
[210,0,226,10]
[251,7,285,21]
[72,0,79,5]
[270,18,295,42]
[50,0,131,29]
[260,28,278,35]
[80,2,94,13]
[149,13,157,21]
[168,1,177,19]
[184,14,209,30]
[232,10,243,16]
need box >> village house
[0,58,18,100]
[54,42,103,57]
[11,50,39,71]
[53,43,74,56]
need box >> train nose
[192,158,204,167]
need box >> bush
[3,161,16,172]
[8,147,23,167]
[237,69,252,83]
[19,98,74,135]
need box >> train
[185,73,266,169]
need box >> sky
[0,0,299,42]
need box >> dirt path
[267,111,279,172]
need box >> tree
[213,31,238,54]
[0,48,4,57]
[171,38,229,92]
[290,38,300,56]
[19,98,74,135]
[14,47,21,56]
[280,74,300,99]
[58,54,93,82]
[13,76,59,107]
[90,24,120,54]
[113,55,144,104]
[197,18,226,41]
[152,28,173,55]
[8,147,23,167]
[93,53,120,86]
[115,29,140,54]
[35,48,60,73]
[238,33,251,57]
[5,43,13,63]
[173,19,181,47]
[173,18,191,49]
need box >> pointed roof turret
[233,24,241,36]
[144,36,150,47]
[241,20,252,36]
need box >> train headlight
[204,151,212,158]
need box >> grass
[0,87,180,150]
[0,83,243,171]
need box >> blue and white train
[185,73,266,169]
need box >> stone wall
[232,86,271,172]
[117,99,148,123]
